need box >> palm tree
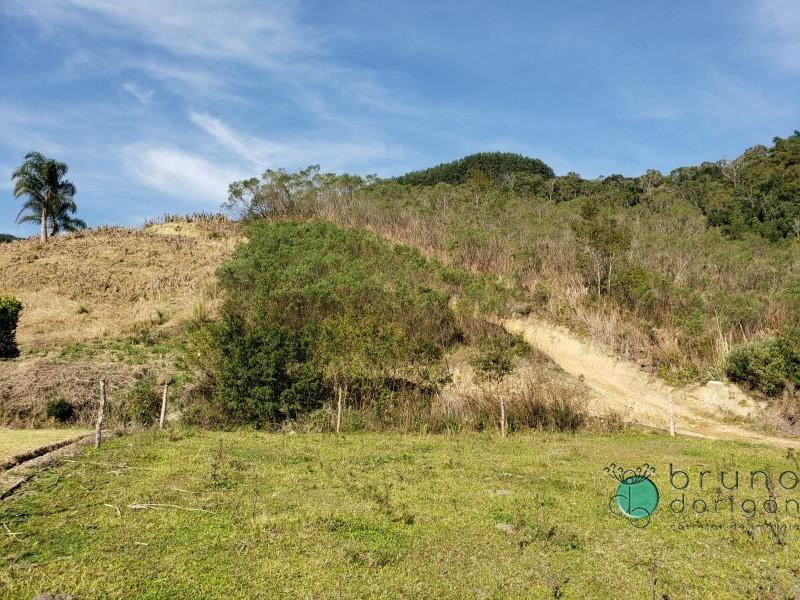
[11,152,83,242]
[49,196,86,236]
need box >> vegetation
[0,234,19,244]
[45,398,75,423]
[118,375,162,427]
[10,151,85,243]
[0,295,22,359]
[727,327,800,396]
[222,130,799,406]
[2,430,800,599]
[191,220,519,428]
[393,152,554,186]
[0,218,238,428]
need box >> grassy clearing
[0,429,90,462]
[2,430,800,598]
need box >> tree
[225,165,321,219]
[11,152,83,242]
[571,200,632,295]
[48,195,87,236]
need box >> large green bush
[196,220,505,426]
[726,327,800,396]
[0,295,22,359]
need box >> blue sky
[2,1,799,234]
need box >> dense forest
[0,234,19,243]
[224,132,800,411]
[393,152,554,186]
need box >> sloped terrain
[0,220,239,350]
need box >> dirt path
[503,316,797,448]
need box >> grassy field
[2,430,800,598]
[0,429,90,462]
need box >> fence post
[500,397,506,438]
[336,386,343,434]
[668,392,676,437]
[95,379,106,448]
[159,382,168,430]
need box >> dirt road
[503,316,797,448]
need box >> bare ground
[503,316,797,447]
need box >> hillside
[0,217,593,432]
[302,138,800,411]
[0,217,240,426]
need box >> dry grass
[0,428,90,462]
[430,353,599,433]
[0,217,241,428]
[0,220,240,350]
[0,356,144,428]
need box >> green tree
[11,152,83,242]
[571,200,632,295]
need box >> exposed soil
[503,316,797,448]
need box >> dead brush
[431,375,590,433]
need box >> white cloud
[1,0,437,123]
[123,145,248,205]
[122,82,154,105]
[3,0,316,67]
[189,111,407,172]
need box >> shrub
[431,378,588,433]
[726,327,800,396]
[195,220,485,427]
[46,398,75,423]
[119,376,162,426]
[611,264,657,314]
[0,295,22,359]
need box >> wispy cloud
[189,111,406,173]
[122,82,154,105]
[3,0,317,66]
[123,144,248,205]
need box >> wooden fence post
[95,379,106,448]
[668,393,676,437]
[500,397,506,438]
[336,386,343,435]
[159,382,168,430]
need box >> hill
[394,152,554,185]
[0,216,240,426]
[0,233,20,243]
[0,216,589,431]
[218,131,800,432]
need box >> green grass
[0,429,90,462]
[2,430,800,598]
